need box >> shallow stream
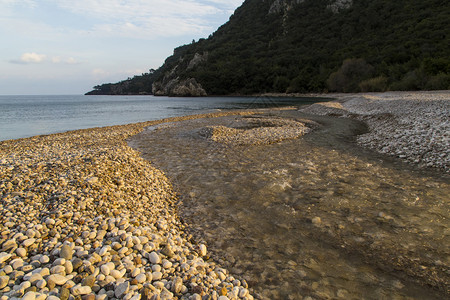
[130,110,449,299]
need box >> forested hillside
[86,0,450,95]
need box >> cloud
[52,56,80,64]
[65,57,78,64]
[52,0,243,39]
[9,52,46,64]
[1,0,244,41]
[21,52,46,63]
[10,52,80,65]
[0,0,36,7]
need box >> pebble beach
[0,112,256,300]
[1,91,449,299]
[301,91,450,173]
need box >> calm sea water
[0,95,328,141]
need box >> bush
[425,73,450,90]
[273,76,290,92]
[390,70,427,91]
[327,58,374,92]
[359,76,388,92]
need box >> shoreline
[300,91,450,173]
[1,91,449,299]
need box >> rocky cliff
[151,52,208,96]
[152,78,207,97]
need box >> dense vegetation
[86,70,156,95]
[86,0,450,95]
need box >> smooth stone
[152,265,161,272]
[110,270,122,279]
[160,246,174,258]
[16,247,27,257]
[199,244,207,257]
[83,294,96,300]
[47,274,68,285]
[72,258,83,270]
[115,281,130,298]
[20,280,32,290]
[135,273,146,284]
[65,261,73,274]
[60,245,73,260]
[11,258,24,269]
[312,217,321,225]
[217,271,226,281]
[239,288,249,298]
[28,273,43,284]
[82,275,96,288]
[99,247,109,256]
[3,265,13,274]
[60,287,70,300]
[0,276,9,289]
[100,264,110,276]
[152,272,162,281]
[148,252,160,264]
[191,294,202,300]
[39,256,50,264]
[23,238,36,247]
[72,284,92,296]
[53,258,66,266]
[131,268,140,277]
[36,279,46,289]
[50,265,66,275]
[171,277,183,294]
[37,268,50,277]
[22,291,36,300]
[0,252,12,263]
[162,260,172,269]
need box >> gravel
[301,91,450,172]
[0,111,256,300]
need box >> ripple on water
[130,111,449,299]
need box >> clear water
[0,95,328,141]
[130,111,450,299]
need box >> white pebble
[148,252,160,264]
[100,264,110,276]
[16,247,27,257]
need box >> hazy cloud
[0,0,36,7]
[52,56,80,64]
[52,0,241,38]
[9,52,46,64]
[22,52,46,63]
[10,52,80,65]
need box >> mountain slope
[86,0,450,95]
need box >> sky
[0,0,245,95]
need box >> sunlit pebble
[0,111,258,299]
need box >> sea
[0,95,328,141]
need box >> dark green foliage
[327,58,374,92]
[359,76,389,92]
[85,71,156,95]
[86,0,450,95]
